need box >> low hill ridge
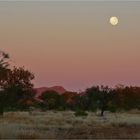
[34,86,67,97]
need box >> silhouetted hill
[34,86,67,98]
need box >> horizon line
[0,0,140,2]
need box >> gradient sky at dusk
[0,1,140,91]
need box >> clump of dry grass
[111,122,128,127]
[2,112,34,124]
[17,131,40,139]
[111,122,139,128]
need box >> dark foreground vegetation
[0,50,140,116]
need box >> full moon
[110,16,119,26]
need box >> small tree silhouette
[39,90,61,110]
[4,67,35,110]
[86,86,115,116]
[0,51,10,115]
[0,51,35,115]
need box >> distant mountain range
[34,86,67,98]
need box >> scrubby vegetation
[37,85,140,116]
[0,50,140,116]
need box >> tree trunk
[100,108,104,116]
[0,106,4,116]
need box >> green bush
[109,105,117,113]
[74,110,88,117]
[33,102,48,111]
[56,106,66,111]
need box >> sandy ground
[0,110,140,139]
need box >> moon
[110,16,119,26]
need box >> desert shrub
[74,110,88,117]
[108,105,117,113]
[33,102,48,111]
[39,90,62,110]
[56,106,66,111]
[61,92,79,110]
